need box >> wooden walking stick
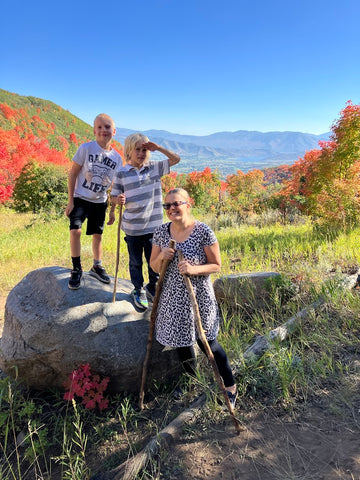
[112,204,123,303]
[178,250,243,435]
[139,239,176,410]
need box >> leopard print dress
[153,221,220,347]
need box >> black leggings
[176,338,235,388]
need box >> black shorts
[69,197,108,235]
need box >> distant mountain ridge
[0,88,330,178]
[115,128,330,177]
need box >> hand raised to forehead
[142,141,159,152]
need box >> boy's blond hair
[94,113,115,128]
[124,133,150,163]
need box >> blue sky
[2,0,360,135]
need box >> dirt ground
[156,398,360,480]
[154,364,360,480]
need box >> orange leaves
[279,100,360,226]
[263,165,292,185]
[161,171,182,193]
[184,167,221,209]
[0,104,18,120]
[0,98,127,205]
[226,168,264,198]
[111,141,125,164]
[186,166,214,187]
[69,132,78,145]
[0,125,69,203]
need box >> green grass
[0,207,129,296]
[1,208,360,479]
[1,207,360,297]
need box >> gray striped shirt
[111,159,170,236]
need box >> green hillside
[0,88,94,141]
[0,89,124,204]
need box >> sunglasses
[162,201,188,210]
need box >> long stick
[112,204,123,303]
[139,239,176,410]
[178,250,243,434]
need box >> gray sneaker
[131,288,148,310]
[89,265,110,284]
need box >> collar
[126,161,150,172]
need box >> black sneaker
[226,389,238,410]
[131,288,148,310]
[89,265,110,284]
[68,269,82,290]
[145,284,156,302]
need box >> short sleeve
[201,223,217,247]
[157,159,170,177]
[152,223,171,248]
[111,175,124,196]
[152,226,162,246]
[72,143,85,166]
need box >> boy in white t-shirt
[65,113,122,290]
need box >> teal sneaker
[131,288,148,310]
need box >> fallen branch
[243,271,359,361]
[90,394,206,480]
[243,297,325,361]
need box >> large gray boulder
[0,266,181,393]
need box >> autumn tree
[263,165,292,186]
[184,167,221,211]
[281,101,360,227]
[226,168,265,215]
[161,171,186,194]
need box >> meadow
[2,207,360,306]
[1,207,360,479]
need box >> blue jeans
[125,234,159,290]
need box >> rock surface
[213,272,281,313]
[0,266,181,393]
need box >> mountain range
[0,87,330,179]
[115,128,330,177]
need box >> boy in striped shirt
[110,133,180,310]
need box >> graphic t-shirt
[73,141,122,203]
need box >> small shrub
[264,273,297,306]
[12,161,67,216]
